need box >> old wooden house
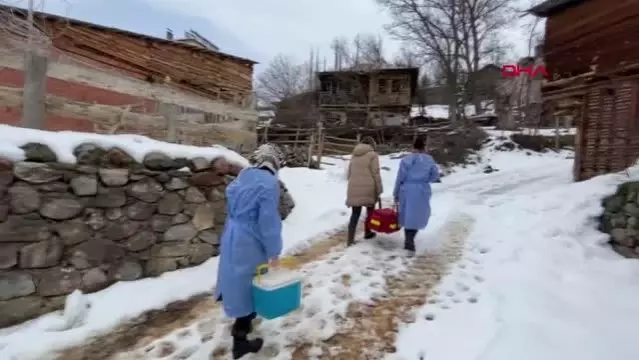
[316,67,419,127]
[530,0,639,181]
[0,5,257,137]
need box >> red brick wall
[0,67,157,132]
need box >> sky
[25,0,538,74]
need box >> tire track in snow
[290,212,475,360]
[55,225,358,360]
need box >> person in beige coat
[345,142,383,246]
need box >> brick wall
[0,66,158,132]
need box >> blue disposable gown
[393,153,440,230]
[215,167,283,318]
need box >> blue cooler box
[252,267,302,320]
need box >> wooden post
[316,125,325,166]
[307,133,316,168]
[159,102,178,142]
[262,122,270,144]
[294,128,301,149]
[22,0,48,129]
[554,103,560,151]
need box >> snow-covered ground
[1,125,638,360]
[484,126,577,137]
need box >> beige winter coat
[346,144,383,207]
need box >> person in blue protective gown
[215,144,283,359]
[393,136,440,253]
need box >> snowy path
[64,167,563,360]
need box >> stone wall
[600,181,639,258]
[0,143,294,327]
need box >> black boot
[364,231,376,239]
[346,227,356,246]
[232,335,263,359]
[231,315,263,359]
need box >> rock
[40,198,84,220]
[184,187,206,203]
[85,209,107,230]
[19,238,63,268]
[143,152,177,170]
[198,230,220,245]
[68,238,126,269]
[610,214,627,228]
[126,202,157,220]
[0,157,13,171]
[209,188,225,201]
[104,220,141,241]
[172,213,190,224]
[611,228,636,247]
[36,182,68,193]
[192,203,215,231]
[13,162,62,183]
[82,268,109,292]
[151,243,190,257]
[123,231,157,251]
[0,170,13,188]
[189,157,211,172]
[105,148,135,167]
[20,143,57,162]
[74,143,107,165]
[105,208,123,220]
[191,171,225,186]
[629,216,639,229]
[0,243,19,269]
[189,243,215,265]
[0,273,35,300]
[8,183,41,214]
[99,168,130,187]
[110,260,143,281]
[0,297,46,328]
[624,203,639,217]
[157,193,184,215]
[93,187,127,208]
[163,223,198,242]
[212,158,232,174]
[165,177,189,190]
[150,215,173,232]
[145,258,178,276]
[128,178,164,202]
[0,217,51,243]
[37,268,83,296]
[53,220,91,246]
[603,195,624,213]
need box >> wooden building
[316,67,419,127]
[0,5,257,132]
[530,0,639,181]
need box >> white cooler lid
[253,269,302,291]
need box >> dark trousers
[404,229,417,251]
[347,205,374,244]
[217,294,257,337]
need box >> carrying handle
[255,257,297,283]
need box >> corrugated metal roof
[528,0,590,17]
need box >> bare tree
[393,46,422,67]
[255,54,308,104]
[457,0,513,113]
[377,0,464,123]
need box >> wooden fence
[256,122,459,168]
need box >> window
[378,79,387,93]
[391,79,401,93]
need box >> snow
[2,126,639,360]
[484,126,577,137]
[411,102,495,119]
[0,124,249,167]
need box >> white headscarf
[250,143,282,174]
